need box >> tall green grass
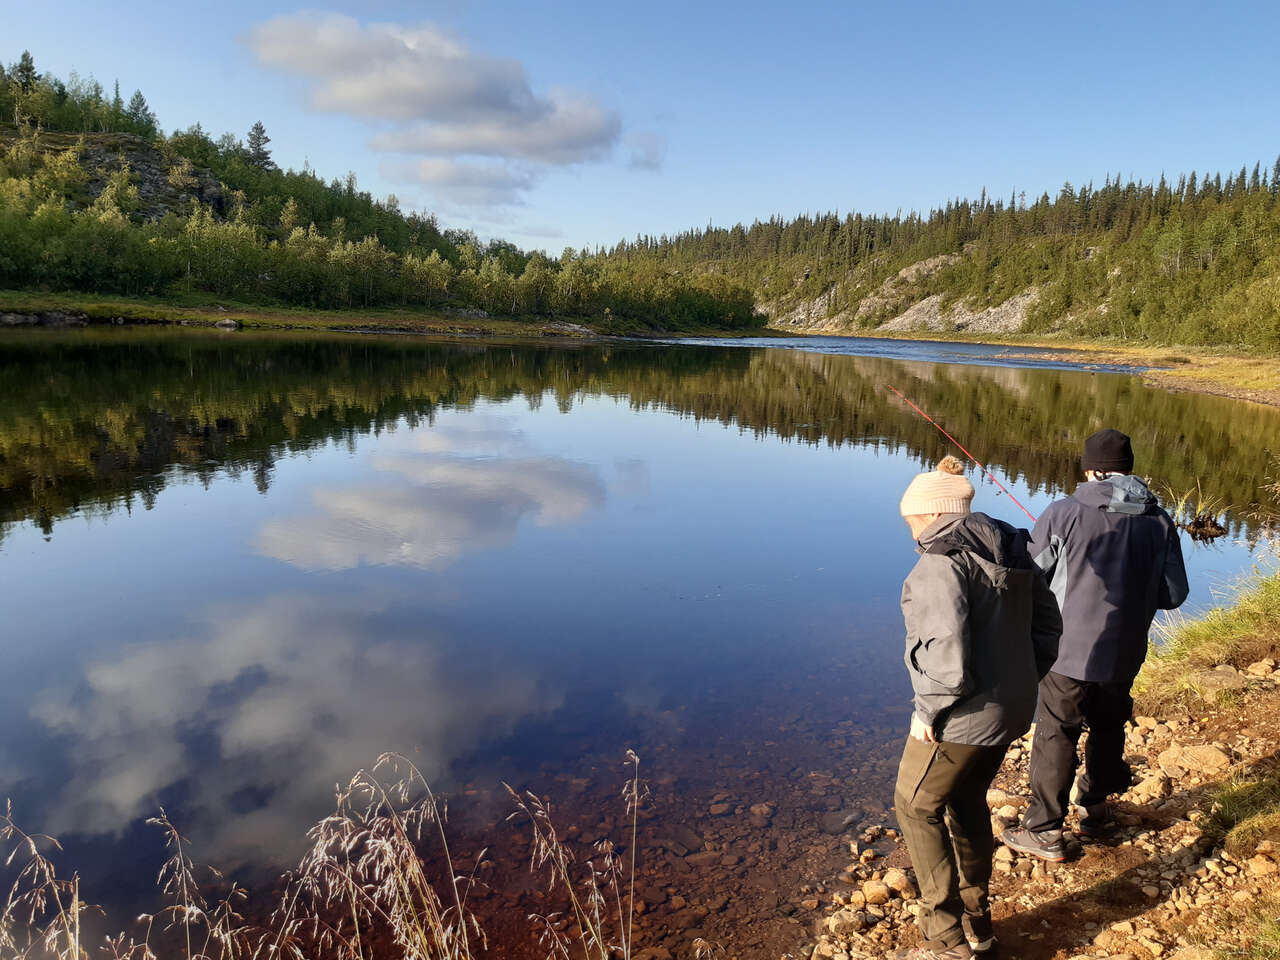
[1137,558,1280,710]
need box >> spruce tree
[126,90,157,137]
[246,121,275,170]
[13,51,38,92]
[110,80,125,131]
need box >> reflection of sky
[0,392,1264,874]
[30,593,558,862]
[256,418,606,570]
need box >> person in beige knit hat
[891,456,1061,960]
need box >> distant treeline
[602,161,1280,348]
[0,51,759,330]
[6,47,1280,346]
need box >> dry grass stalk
[505,749,651,960]
[2,749,699,960]
[1,798,90,959]
[266,751,487,960]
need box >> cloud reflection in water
[31,594,562,863]
[256,419,606,571]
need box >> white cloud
[371,92,620,165]
[380,157,538,207]
[246,12,626,207]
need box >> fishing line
[887,383,1038,524]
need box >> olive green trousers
[893,736,1009,950]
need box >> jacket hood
[1074,475,1159,516]
[916,512,1032,569]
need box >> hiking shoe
[1076,803,1114,839]
[963,914,997,954]
[966,936,997,956]
[891,944,974,960]
[1001,826,1068,862]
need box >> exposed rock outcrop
[763,252,1038,337]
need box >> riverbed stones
[685,851,721,868]
[656,825,704,856]
[1246,855,1277,876]
[1193,665,1251,694]
[821,809,862,835]
[1159,743,1231,777]
[826,908,868,936]
[748,802,776,827]
[882,868,917,900]
[0,311,89,327]
[861,879,891,905]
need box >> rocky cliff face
[80,134,227,219]
[764,252,1039,336]
[1,128,226,220]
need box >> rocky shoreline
[801,658,1280,960]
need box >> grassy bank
[767,323,1280,407]
[0,289,767,340]
[1136,563,1280,712]
[1133,550,1280,959]
[5,288,1280,407]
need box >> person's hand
[910,713,936,742]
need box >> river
[0,328,1275,957]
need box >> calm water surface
[0,329,1275,952]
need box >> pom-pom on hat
[899,455,976,517]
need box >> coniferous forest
[0,52,758,331]
[2,50,1279,347]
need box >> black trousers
[1023,671,1134,833]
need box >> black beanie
[1082,428,1134,473]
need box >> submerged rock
[821,809,863,835]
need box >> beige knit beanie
[899,455,975,517]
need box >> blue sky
[11,0,1280,250]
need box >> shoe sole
[1001,833,1067,863]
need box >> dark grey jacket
[902,512,1062,746]
[1030,475,1188,683]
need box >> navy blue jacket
[1030,476,1188,683]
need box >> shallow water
[0,328,1275,952]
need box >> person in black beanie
[1002,428,1189,861]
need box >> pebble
[861,880,891,905]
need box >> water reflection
[257,420,606,571]
[0,329,1276,954]
[1,329,1277,543]
[29,591,561,863]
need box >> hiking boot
[1076,802,1114,839]
[891,944,974,960]
[966,936,997,956]
[963,914,997,955]
[1001,826,1068,862]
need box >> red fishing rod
[887,383,1038,524]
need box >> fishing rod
[887,383,1038,524]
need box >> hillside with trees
[0,51,759,331]
[600,162,1280,349]
[3,49,1278,348]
